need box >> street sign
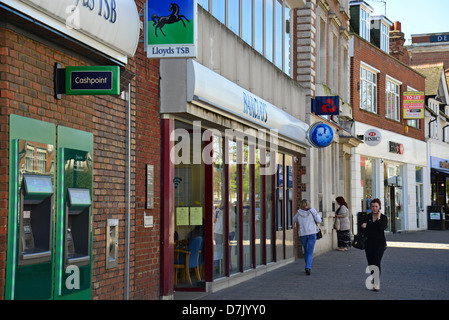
[312,96,340,116]
[65,66,120,95]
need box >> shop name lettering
[389,141,404,154]
[73,0,117,23]
[243,92,268,123]
[440,161,449,169]
[151,47,191,56]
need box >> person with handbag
[293,199,322,275]
[361,198,388,291]
[334,196,351,251]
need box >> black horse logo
[152,3,190,37]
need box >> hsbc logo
[364,129,382,146]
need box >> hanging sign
[363,128,382,147]
[403,91,424,119]
[312,96,340,116]
[65,66,120,95]
[307,122,334,148]
[145,0,197,58]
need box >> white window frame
[360,62,379,114]
[385,76,401,122]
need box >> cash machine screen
[68,188,91,206]
[23,175,53,195]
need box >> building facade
[349,1,428,233]
[0,0,161,300]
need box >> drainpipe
[443,124,449,142]
[429,117,437,139]
[124,83,131,300]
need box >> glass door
[173,121,205,289]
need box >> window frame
[359,63,379,114]
[385,76,401,122]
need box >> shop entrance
[173,121,205,290]
[385,186,401,233]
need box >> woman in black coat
[361,198,387,291]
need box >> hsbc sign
[363,129,382,146]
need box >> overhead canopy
[3,0,140,63]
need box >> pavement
[176,230,449,301]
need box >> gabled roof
[412,63,449,103]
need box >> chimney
[389,21,409,65]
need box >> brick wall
[351,35,425,141]
[0,0,161,299]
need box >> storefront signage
[182,60,311,148]
[440,161,449,169]
[65,66,120,95]
[430,34,449,43]
[312,96,340,116]
[430,212,441,220]
[307,122,334,148]
[145,0,197,58]
[363,129,382,146]
[389,141,404,155]
[403,92,424,119]
[243,92,268,123]
[7,0,140,62]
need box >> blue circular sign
[307,122,334,148]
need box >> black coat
[363,213,388,249]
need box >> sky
[365,0,449,45]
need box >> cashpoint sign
[65,66,120,95]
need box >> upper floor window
[360,7,370,41]
[380,22,389,53]
[200,0,292,76]
[360,65,378,113]
[386,78,400,121]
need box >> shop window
[265,150,274,263]
[242,144,253,270]
[415,167,424,228]
[213,135,225,279]
[255,149,262,266]
[360,157,376,211]
[228,139,240,275]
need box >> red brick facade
[350,34,425,141]
[0,0,161,300]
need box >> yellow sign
[189,207,203,225]
[176,207,189,226]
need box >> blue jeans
[300,234,317,270]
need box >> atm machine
[6,115,57,300]
[19,174,53,266]
[55,126,93,300]
[56,147,93,299]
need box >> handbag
[334,217,341,231]
[353,232,366,250]
[311,210,322,240]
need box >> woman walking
[335,196,351,251]
[361,198,387,291]
[293,199,322,275]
